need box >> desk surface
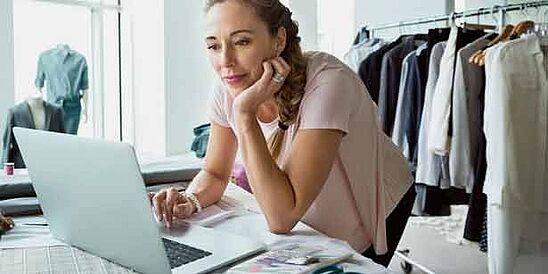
[0,183,388,274]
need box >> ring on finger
[272,72,285,83]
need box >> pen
[20,223,48,226]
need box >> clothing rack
[359,1,548,273]
[366,1,548,37]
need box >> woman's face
[205,0,280,96]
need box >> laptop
[13,127,265,274]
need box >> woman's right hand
[149,188,196,228]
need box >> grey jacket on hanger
[1,101,65,168]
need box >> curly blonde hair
[205,0,308,160]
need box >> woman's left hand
[233,57,291,115]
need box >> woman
[152,0,415,266]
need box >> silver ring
[272,72,285,83]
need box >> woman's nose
[220,47,235,68]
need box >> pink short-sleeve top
[209,51,412,254]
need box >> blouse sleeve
[208,84,231,128]
[298,70,359,135]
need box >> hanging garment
[416,41,447,186]
[344,38,386,72]
[451,34,496,242]
[403,44,430,170]
[35,46,89,135]
[352,27,370,46]
[1,101,65,168]
[424,28,451,63]
[397,29,450,173]
[392,43,428,162]
[391,51,416,157]
[450,33,497,193]
[358,36,408,103]
[487,204,548,274]
[428,27,486,156]
[484,35,548,274]
[414,41,455,216]
[378,35,427,135]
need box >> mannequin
[35,44,90,135]
[56,43,70,50]
[25,93,46,130]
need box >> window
[13,0,121,140]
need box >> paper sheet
[180,192,262,227]
[0,216,64,249]
[182,205,243,227]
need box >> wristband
[184,192,202,213]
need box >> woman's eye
[207,44,220,51]
[235,39,250,46]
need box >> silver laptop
[13,127,265,274]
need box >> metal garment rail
[362,1,548,273]
[366,0,548,37]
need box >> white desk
[0,183,388,273]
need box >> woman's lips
[223,74,246,85]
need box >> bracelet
[184,192,202,213]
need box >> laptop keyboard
[162,238,212,269]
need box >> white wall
[0,0,15,154]
[464,0,506,9]
[354,0,453,39]
[458,0,538,27]
[164,0,214,156]
[317,0,355,60]
[289,0,318,51]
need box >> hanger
[470,20,535,66]
[469,24,514,66]
[462,22,497,31]
[461,8,496,31]
[469,6,514,66]
[448,12,457,27]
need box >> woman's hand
[233,57,291,115]
[149,188,196,228]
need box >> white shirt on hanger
[427,26,458,156]
[483,34,548,274]
[416,41,447,186]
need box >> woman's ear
[275,27,287,56]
